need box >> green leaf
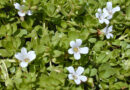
[126,6,130,20]
[90,68,97,76]
[113,82,128,89]
[17,29,27,37]
[88,38,96,43]
[0,49,12,57]
[53,50,64,57]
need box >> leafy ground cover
[0,0,130,89]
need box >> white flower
[68,39,89,60]
[67,66,87,85]
[96,8,109,24]
[23,0,26,2]
[14,3,32,17]
[15,47,36,68]
[102,25,113,39]
[103,2,120,19]
[27,10,32,16]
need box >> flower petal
[102,26,107,33]
[108,26,113,32]
[99,19,104,24]
[80,47,89,54]
[20,62,28,68]
[27,10,32,16]
[112,6,120,13]
[68,74,74,80]
[23,0,26,2]
[104,19,109,25]
[107,2,112,10]
[70,41,76,47]
[74,53,81,60]
[14,3,21,10]
[102,13,108,18]
[68,48,74,54]
[79,75,87,82]
[21,47,27,55]
[97,8,102,13]
[106,33,113,39]
[28,51,36,61]
[74,79,81,85]
[107,15,113,20]
[110,33,113,38]
[103,8,108,14]
[18,11,26,17]
[110,34,113,38]
[106,34,111,39]
[95,13,99,18]
[15,53,24,61]
[76,66,84,75]
[75,39,82,47]
[67,66,75,74]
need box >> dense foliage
[0,0,130,89]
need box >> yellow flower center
[21,10,25,13]
[109,10,113,15]
[72,74,78,80]
[73,47,79,52]
[24,58,29,62]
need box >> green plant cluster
[0,0,130,89]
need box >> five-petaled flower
[102,25,113,39]
[15,47,36,68]
[103,2,120,19]
[14,3,32,17]
[67,66,87,85]
[68,39,89,60]
[95,8,109,25]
